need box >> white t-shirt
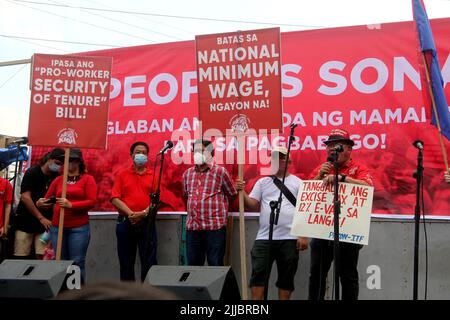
[249,174,302,240]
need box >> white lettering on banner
[349,107,426,125]
[443,54,450,87]
[33,79,108,94]
[198,61,279,82]
[124,75,146,107]
[350,58,389,94]
[208,80,263,98]
[65,69,110,78]
[312,111,343,126]
[182,71,197,103]
[210,101,251,112]
[106,117,200,135]
[282,64,303,97]
[393,57,421,91]
[283,112,307,127]
[109,78,121,100]
[107,118,174,134]
[107,54,449,105]
[148,73,178,105]
[318,61,347,96]
[197,44,279,64]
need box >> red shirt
[46,174,97,228]
[182,164,237,231]
[0,178,13,228]
[110,166,152,214]
[310,158,374,186]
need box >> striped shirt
[182,164,237,231]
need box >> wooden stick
[422,53,449,171]
[237,134,248,300]
[224,215,233,266]
[56,148,70,260]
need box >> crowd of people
[0,128,449,299]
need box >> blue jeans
[116,215,157,281]
[186,227,226,266]
[50,224,90,282]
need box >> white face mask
[194,152,206,165]
[48,162,61,173]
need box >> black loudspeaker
[145,265,241,300]
[0,259,74,299]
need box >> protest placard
[196,27,282,135]
[291,180,374,245]
[28,54,112,149]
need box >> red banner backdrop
[196,28,282,134]
[28,54,112,149]
[30,19,450,216]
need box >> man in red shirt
[182,139,237,266]
[308,129,374,300]
[111,141,156,281]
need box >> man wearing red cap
[308,129,374,300]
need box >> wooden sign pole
[237,134,248,300]
[55,148,70,260]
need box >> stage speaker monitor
[145,265,241,300]
[0,259,74,299]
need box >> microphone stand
[143,149,167,277]
[331,149,341,300]
[263,123,297,300]
[412,146,423,300]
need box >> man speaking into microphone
[308,129,374,300]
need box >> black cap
[49,148,65,161]
[69,148,83,160]
[323,129,355,147]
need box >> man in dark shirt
[13,148,64,259]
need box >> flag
[412,0,450,140]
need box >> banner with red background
[30,19,450,216]
[28,54,112,149]
[195,28,282,134]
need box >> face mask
[133,154,148,166]
[48,162,61,173]
[194,152,207,165]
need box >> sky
[0,0,449,137]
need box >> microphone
[8,137,28,145]
[290,123,298,129]
[413,140,424,150]
[158,140,174,154]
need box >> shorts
[249,239,299,291]
[14,230,46,256]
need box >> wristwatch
[340,174,347,182]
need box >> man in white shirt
[236,146,308,300]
